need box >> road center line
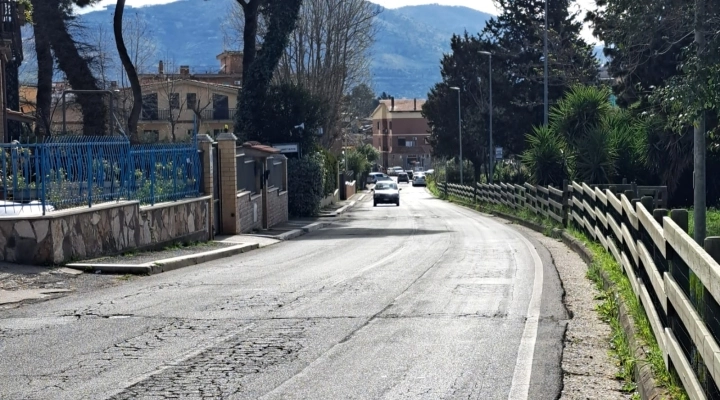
[507,232,545,400]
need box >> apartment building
[370,97,431,171]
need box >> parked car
[375,175,393,182]
[372,181,401,206]
[0,200,55,215]
[405,170,414,180]
[397,172,409,183]
[412,173,426,187]
[367,172,389,185]
[387,167,404,176]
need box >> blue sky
[86,0,598,43]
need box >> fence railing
[0,136,201,214]
[267,155,285,191]
[236,151,257,194]
[441,179,720,399]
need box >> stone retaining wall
[267,188,288,228]
[0,196,211,265]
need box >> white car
[0,200,55,215]
[372,181,401,206]
[412,173,426,186]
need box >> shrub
[522,125,569,186]
[318,148,338,196]
[288,156,325,217]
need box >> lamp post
[450,86,463,185]
[543,0,549,126]
[479,51,493,184]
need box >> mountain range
[23,0,604,99]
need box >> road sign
[273,143,299,154]
[495,146,503,160]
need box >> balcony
[140,108,237,121]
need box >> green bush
[522,125,569,186]
[318,148,338,196]
[288,156,325,217]
[493,161,530,184]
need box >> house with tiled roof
[370,97,432,171]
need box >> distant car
[367,172,389,185]
[388,167,404,176]
[425,169,434,176]
[375,175,393,183]
[405,170,414,180]
[397,172,409,183]
[373,181,401,206]
[414,167,425,173]
[412,173,426,187]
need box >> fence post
[87,142,93,208]
[217,132,240,234]
[150,150,156,206]
[444,179,448,197]
[473,181,477,203]
[562,179,569,227]
[40,145,47,215]
[197,134,215,238]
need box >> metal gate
[212,143,221,236]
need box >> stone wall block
[33,220,49,244]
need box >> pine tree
[482,0,597,151]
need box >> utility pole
[479,51,493,184]
[450,86,463,185]
[543,0,549,126]
[694,0,707,244]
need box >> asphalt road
[0,182,568,400]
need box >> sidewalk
[64,192,367,275]
[0,192,366,307]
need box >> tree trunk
[114,0,142,143]
[38,0,107,135]
[238,0,261,85]
[32,15,53,139]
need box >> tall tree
[113,0,142,143]
[235,0,265,85]
[31,0,107,136]
[482,0,597,153]
[234,0,303,142]
[33,17,53,138]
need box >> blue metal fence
[0,136,201,215]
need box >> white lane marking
[508,233,544,400]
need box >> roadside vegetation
[427,174,686,398]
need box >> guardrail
[441,180,718,399]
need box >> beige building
[47,79,241,142]
[370,98,431,170]
[126,79,240,142]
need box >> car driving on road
[412,173,426,187]
[367,172,389,185]
[397,172,409,183]
[372,181,401,207]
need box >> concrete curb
[432,193,667,399]
[66,243,259,275]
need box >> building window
[186,93,197,110]
[187,129,194,137]
[377,122,380,130]
[406,140,416,147]
[169,93,180,109]
[397,138,405,146]
[389,121,392,130]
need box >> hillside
[20,1,608,98]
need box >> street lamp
[543,0,549,126]
[449,86,463,185]
[479,51,493,184]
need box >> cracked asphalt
[0,183,567,399]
